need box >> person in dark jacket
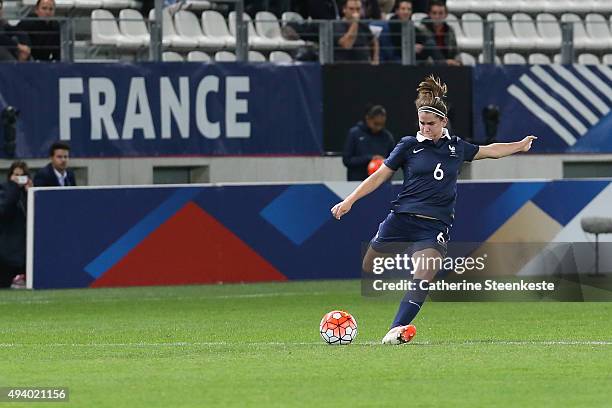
[0,0,31,61]
[343,105,395,181]
[15,0,60,61]
[388,0,445,63]
[33,142,77,187]
[0,161,31,288]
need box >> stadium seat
[228,12,280,50]
[584,14,612,49]
[445,14,467,48]
[215,51,236,61]
[175,10,226,50]
[91,9,144,49]
[553,53,564,63]
[511,13,543,50]
[528,53,552,64]
[459,13,483,51]
[248,50,266,62]
[468,0,493,15]
[255,11,306,50]
[269,50,293,62]
[503,52,526,64]
[446,0,471,14]
[281,11,304,24]
[187,50,211,61]
[486,13,515,50]
[519,0,548,15]
[458,52,476,65]
[535,13,562,50]
[561,13,597,51]
[162,51,184,61]
[74,0,103,10]
[148,8,198,49]
[183,0,212,10]
[202,11,236,49]
[119,9,149,46]
[603,54,612,65]
[102,0,130,9]
[578,53,600,64]
[592,0,612,13]
[492,0,520,14]
[478,53,502,64]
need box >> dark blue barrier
[0,62,322,158]
[473,64,612,153]
[29,179,612,289]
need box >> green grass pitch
[1,280,612,407]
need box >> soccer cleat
[381,324,416,345]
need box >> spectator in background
[361,0,381,19]
[343,105,395,181]
[0,161,31,288]
[16,0,60,61]
[335,0,379,64]
[34,142,76,187]
[422,0,461,66]
[388,0,445,63]
[0,0,31,61]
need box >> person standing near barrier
[332,75,537,344]
[342,104,395,181]
[0,161,32,288]
[16,0,60,61]
[34,142,77,187]
[334,0,379,64]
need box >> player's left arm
[473,135,537,160]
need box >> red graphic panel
[91,202,286,287]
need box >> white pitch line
[0,291,336,305]
[1,340,611,348]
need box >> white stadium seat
[459,13,483,51]
[215,51,236,61]
[411,12,427,24]
[281,11,304,24]
[603,54,612,65]
[183,0,212,11]
[561,13,598,51]
[446,0,471,14]
[202,11,236,48]
[248,50,266,62]
[486,13,515,51]
[535,13,561,50]
[175,10,226,50]
[492,0,521,14]
[102,0,130,9]
[74,0,102,10]
[148,8,198,49]
[578,53,600,65]
[187,50,211,61]
[228,12,280,50]
[511,13,543,50]
[592,0,612,14]
[269,50,293,62]
[255,11,305,50]
[503,53,526,64]
[445,13,466,48]
[584,14,612,49]
[528,53,552,64]
[518,0,548,14]
[162,51,184,61]
[119,9,149,46]
[478,53,502,64]
[458,52,476,66]
[91,9,144,49]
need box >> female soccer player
[331,75,536,345]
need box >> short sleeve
[383,138,409,170]
[459,138,479,162]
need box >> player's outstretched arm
[473,135,537,160]
[331,164,395,220]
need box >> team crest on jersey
[449,145,458,157]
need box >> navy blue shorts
[370,211,449,256]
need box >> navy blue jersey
[383,129,479,226]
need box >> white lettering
[89,77,119,140]
[160,77,189,139]
[59,78,83,141]
[122,77,155,140]
[225,76,250,138]
[195,76,220,139]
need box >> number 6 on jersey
[433,162,444,180]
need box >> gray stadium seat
[486,13,515,51]
[228,12,280,50]
[478,53,502,64]
[119,9,149,46]
[269,50,293,62]
[162,51,184,61]
[536,13,562,50]
[528,53,552,64]
[460,13,483,51]
[503,53,526,64]
[148,8,198,49]
[175,10,226,50]
[603,54,612,65]
[91,9,144,49]
[577,53,600,65]
[255,11,305,50]
[585,14,612,49]
[458,52,476,66]
[511,13,542,50]
[202,11,236,49]
[187,50,211,61]
[215,51,236,61]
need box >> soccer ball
[319,310,358,345]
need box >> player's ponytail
[415,75,448,118]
